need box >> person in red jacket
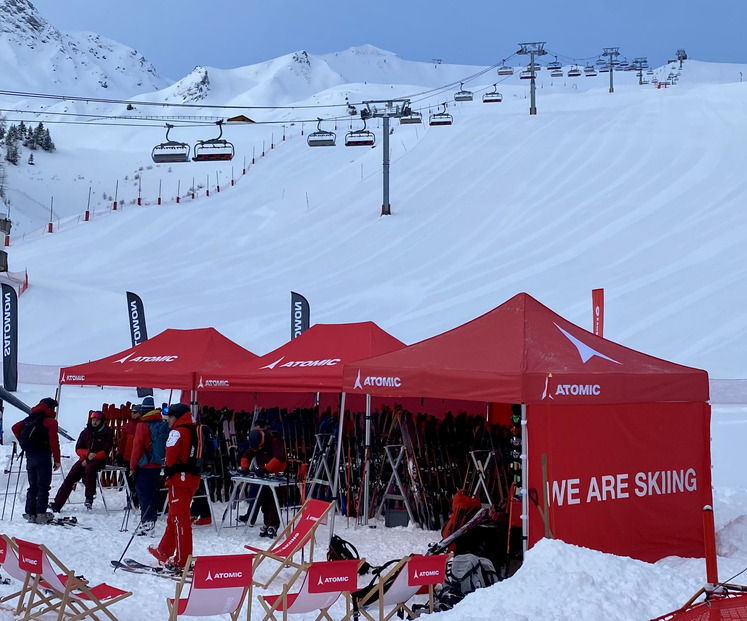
[49,410,114,512]
[148,404,199,571]
[129,402,169,536]
[116,398,146,509]
[12,397,61,524]
[238,425,287,538]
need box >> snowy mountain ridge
[0,0,169,97]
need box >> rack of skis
[195,403,519,531]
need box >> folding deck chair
[258,559,362,621]
[352,554,449,621]
[0,534,34,613]
[166,553,254,621]
[245,498,332,589]
[15,537,132,621]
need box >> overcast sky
[30,0,747,81]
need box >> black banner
[126,291,148,346]
[126,292,152,397]
[290,291,310,340]
[1,283,18,392]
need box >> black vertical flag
[126,291,148,346]
[290,292,310,340]
[126,291,152,397]
[1,284,18,392]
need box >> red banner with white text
[526,401,711,562]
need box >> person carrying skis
[237,424,287,538]
[115,398,144,508]
[148,404,200,571]
[129,397,168,536]
[12,397,61,524]
[49,410,113,512]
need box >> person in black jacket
[11,397,61,524]
[49,410,114,512]
[237,425,287,537]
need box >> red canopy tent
[59,327,258,392]
[197,321,406,409]
[341,293,711,562]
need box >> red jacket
[12,400,61,463]
[129,411,166,471]
[240,428,287,474]
[116,418,139,462]
[74,421,114,462]
[164,411,200,489]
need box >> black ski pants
[24,451,53,516]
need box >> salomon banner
[290,291,310,340]
[125,291,152,397]
[592,288,604,337]
[1,284,18,392]
[126,291,148,346]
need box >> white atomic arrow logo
[354,370,362,390]
[260,357,284,370]
[555,324,620,364]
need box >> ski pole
[9,451,24,521]
[1,442,17,519]
[114,516,143,572]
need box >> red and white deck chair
[352,554,449,621]
[258,559,362,621]
[167,553,255,621]
[15,537,131,621]
[245,498,332,588]
[0,534,34,614]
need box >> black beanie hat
[167,403,190,417]
[247,429,264,449]
[40,397,58,410]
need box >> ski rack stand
[469,450,495,506]
[374,444,416,526]
[305,433,336,499]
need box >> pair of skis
[47,516,93,530]
[110,558,188,581]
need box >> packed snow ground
[0,38,746,621]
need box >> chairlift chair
[151,124,191,164]
[599,65,610,73]
[551,68,564,78]
[567,65,582,77]
[454,83,473,102]
[482,85,503,103]
[547,57,562,71]
[497,62,514,76]
[429,104,453,126]
[596,58,606,66]
[345,117,375,147]
[584,64,597,77]
[192,120,234,162]
[399,110,422,124]
[519,68,534,80]
[307,118,336,147]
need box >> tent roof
[59,327,257,391]
[341,293,709,404]
[200,321,405,393]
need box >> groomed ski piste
[0,18,747,620]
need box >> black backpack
[19,413,50,453]
[435,554,500,611]
[327,535,370,575]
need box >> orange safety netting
[652,593,747,620]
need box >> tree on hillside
[4,125,20,165]
[0,114,6,141]
[41,128,55,152]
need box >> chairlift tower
[362,99,412,216]
[602,47,620,93]
[517,42,547,115]
[633,57,648,85]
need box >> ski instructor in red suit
[148,404,199,571]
